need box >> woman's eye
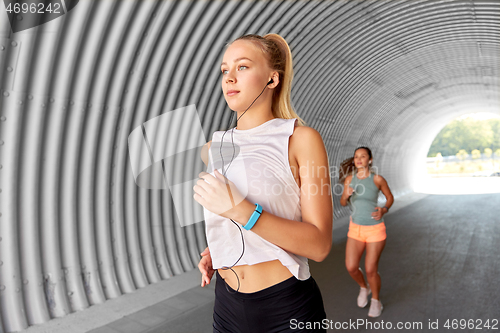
[222,69,228,75]
[238,65,247,70]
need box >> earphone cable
[217,83,270,293]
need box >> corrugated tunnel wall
[0,0,499,332]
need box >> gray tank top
[349,173,383,226]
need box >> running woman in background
[340,147,394,317]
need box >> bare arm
[371,175,394,220]
[224,127,333,262]
[201,141,211,167]
[375,175,394,211]
[340,175,354,206]
[198,141,214,286]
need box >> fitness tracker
[243,203,263,230]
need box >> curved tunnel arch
[0,0,499,331]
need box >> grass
[427,158,500,176]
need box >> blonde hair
[232,34,307,126]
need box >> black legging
[213,271,327,333]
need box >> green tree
[490,119,500,151]
[484,148,492,158]
[495,149,500,158]
[471,149,481,159]
[428,118,496,157]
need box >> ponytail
[233,34,306,126]
[339,157,355,183]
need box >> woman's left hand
[371,207,386,221]
[193,169,247,220]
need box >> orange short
[347,218,386,243]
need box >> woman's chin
[226,104,245,113]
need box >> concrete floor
[88,191,500,333]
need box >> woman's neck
[235,110,275,130]
[356,168,370,178]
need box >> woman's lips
[227,90,239,97]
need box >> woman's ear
[268,72,279,88]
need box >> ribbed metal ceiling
[0,0,499,331]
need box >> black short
[213,271,326,333]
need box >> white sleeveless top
[203,118,310,280]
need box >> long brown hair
[231,34,306,126]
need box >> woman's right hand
[346,186,354,197]
[340,176,354,206]
[198,247,215,287]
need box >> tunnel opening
[416,111,500,194]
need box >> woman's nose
[225,70,236,83]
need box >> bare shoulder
[373,174,387,186]
[290,125,325,153]
[201,140,212,166]
[290,125,323,142]
[290,126,327,167]
[344,174,353,185]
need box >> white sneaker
[357,285,371,308]
[368,299,383,317]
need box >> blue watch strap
[243,203,263,230]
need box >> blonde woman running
[194,34,333,332]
